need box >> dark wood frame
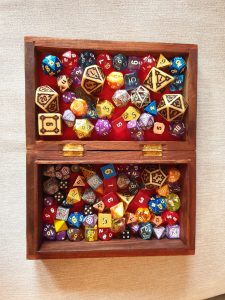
[25,37,197,259]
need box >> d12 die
[102,192,119,208]
[139,222,153,240]
[42,55,62,76]
[98,213,112,228]
[166,225,180,239]
[61,50,78,70]
[170,74,185,92]
[38,113,62,136]
[170,57,186,74]
[151,215,163,227]
[35,85,59,113]
[103,177,117,194]
[43,224,56,240]
[112,90,130,107]
[81,65,105,96]
[57,75,73,93]
[96,53,112,70]
[107,72,124,90]
[128,56,141,70]
[124,72,140,91]
[100,164,116,179]
[70,99,88,117]
[67,212,84,228]
[128,180,139,195]
[112,54,128,71]
[67,228,84,241]
[144,100,157,116]
[98,228,113,241]
[78,51,96,69]
[167,168,181,183]
[56,206,70,221]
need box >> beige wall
[1,0,225,299]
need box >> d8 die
[153,226,166,240]
[61,50,78,70]
[78,51,96,68]
[57,75,73,93]
[131,85,150,108]
[112,90,130,107]
[84,205,93,216]
[35,85,59,113]
[139,222,153,240]
[96,53,112,70]
[120,229,131,239]
[67,212,84,228]
[170,57,186,74]
[124,72,140,91]
[128,56,141,70]
[81,65,105,96]
[54,220,68,232]
[112,54,128,71]
[128,180,139,195]
[42,55,62,76]
[56,206,70,221]
[43,224,56,240]
[66,188,82,205]
[95,119,112,136]
[166,225,180,239]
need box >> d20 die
[85,225,98,242]
[43,224,56,240]
[67,228,84,241]
[131,85,150,108]
[70,99,88,117]
[83,214,98,228]
[78,51,96,69]
[107,72,124,90]
[74,119,94,139]
[62,109,76,127]
[87,174,103,191]
[144,100,157,116]
[98,228,113,241]
[67,212,84,228]
[66,188,82,205]
[120,229,131,239]
[35,86,59,113]
[153,122,165,134]
[110,202,125,219]
[112,89,130,107]
[103,177,117,194]
[56,206,70,221]
[122,106,140,121]
[112,53,128,71]
[102,192,119,208]
[61,50,78,70]
[111,218,126,233]
[38,113,62,136]
[169,120,185,138]
[57,75,73,92]
[157,94,188,122]
[141,166,167,189]
[124,72,140,91]
[156,54,171,69]
[138,113,154,130]
[93,200,105,212]
[95,119,112,136]
[98,213,112,228]
[148,195,167,215]
[42,55,62,76]
[96,53,112,70]
[82,188,96,204]
[100,164,116,179]
[144,67,174,93]
[166,225,180,239]
[81,65,105,96]
[166,193,181,211]
[84,205,93,216]
[162,211,179,226]
[128,56,141,70]
[96,100,115,119]
[153,226,166,239]
[54,220,68,232]
[128,180,139,195]
[170,57,186,74]
[139,222,153,240]
[111,116,127,132]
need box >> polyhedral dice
[81,65,105,95]
[96,100,115,118]
[43,224,56,240]
[153,226,166,239]
[130,85,150,109]
[125,164,142,179]
[43,165,56,177]
[42,55,62,76]
[166,193,181,211]
[116,193,135,211]
[170,57,186,74]
[139,222,153,240]
[112,90,130,107]
[74,119,94,139]
[141,54,156,72]
[141,166,167,189]
[98,213,112,228]
[96,53,112,70]
[111,116,127,132]
[110,202,124,219]
[55,165,71,180]
[54,191,65,203]
[135,207,151,223]
[87,174,103,192]
[78,51,96,68]
[144,100,157,116]
[103,177,117,194]
[124,72,140,91]
[43,206,57,224]
[80,166,96,179]
[166,224,180,239]
[71,66,84,85]
[128,189,149,212]
[38,113,62,136]
[43,177,59,195]
[170,75,185,92]
[156,184,170,197]
[61,50,78,69]
[169,121,185,137]
[56,230,67,241]
[95,119,112,136]
[85,225,98,241]
[102,192,119,208]
[71,164,80,173]
[93,200,105,212]
[62,110,76,127]
[129,222,140,235]
[73,176,85,187]
[84,205,93,216]
[144,67,174,93]
[127,120,144,141]
[168,182,181,193]
[67,212,84,228]
[57,75,73,92]
[156,54,171,69]
[120,229,131,239]
[153,122,165,135]
[67,228,84,241]
[62,91,76,104]
[128,180,139,195]
[61,199,73,208]
[35,86,59,113]
[107,72,124,89]
[157,94,188,122]
[117,174,130,190]
[70,99,88,117]
[122,106,140,121]
[151,215,163,227]
[98,228,113,241]
[82,188,96,204]
[167,168,181,183]
[66,188,82,205]
[125,212,137,224]
[112,54,128,71]
[54,220,68,232]
[162,211,179,225]
[83,214,98,228]
[148,195,167,215]
[56,206,70,221]
[111,218,126,233]
[138,113,154,130]
[128,56,141,70]
[100,164,116,179]
[86,100,98,119]
[43,196,55,207]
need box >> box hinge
[142,144,163,156]
[63,144,84,157]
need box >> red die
[102,192,119,208]
[104,177,117,194]
[43,206,57,224]
[162,211,179,226]
[112,117,127,132]
[128,190,150,213]
[96,53,112,71]
[61,50,78,69]
[98,228,113,241]
[141,54,156,72]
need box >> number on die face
[103,177,117,194]
[128,189,150,213]
[153,122,165,134]
[112,117,127,132]
[102,192,119,208]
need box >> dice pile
[42,164,182,242]
[36,51,187,139]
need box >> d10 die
[67,228,84,241]
[166,193,181,211]
[95,119,112,136]
[43,224,56,240]
[55,165,71,180]
[128,56,141,70]
[139,222,153,240]
[85,225,98,242]
[43,177,59,195]
[124,72,140,91]
[38,113,62,136]
[42,55,62,76]
[81,65,105,95]
[153,122,165,134]
[103,177,117,194]
[144,100,157,116]
[102,192,119,208]
[131,85,150,109]
[125,212,137,224]
[100,164,116,179]
[35,86,59,113]
[71,66,84,85]
[153,226,166,239]
[57,75,73,92]
[54,220,68,232]
[156,54,171,69]
[120,229,131,239]
[74,119,94,139]
[170,57,186,74]
[127,120,144,141]
[112,53,128,71]
[122,106,140,121]
[151,215,163,227]
[96,53,112,70]
[135,207,151,223]
[43,206,57,224]
[107,72,124,90]
[83,214,98,228]
[56,206,70,221]
[166,225,180,239]
[84,205,94,216]
[111,218,126,233]
[112,90,130,107]
[98,213,112,228]
[98,228,113,241]
[70,99,88,117]
[67,212,84,228]
[110,202,125,219]
[141,166,167,189]
[78,51,96,69]
[56,230,67,241]
[157,94,188,122]
[138,113,154,130]
[144,67,174,93]
[169,120,185,137]
[61,50,78,70]
[82,188,96,204]
[96,100,115,118]
[66,188,82,205]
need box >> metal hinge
[142,144,163,156]
[63,144,84,157]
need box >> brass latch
[142,144,163,156]
[63,144,84,157]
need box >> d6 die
[120,229,131,239]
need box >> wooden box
[25,37,197,259]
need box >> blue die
[113,54,128,71]
[124,72,140,91]
[139,222,153,240]
[169,75,185,92]
[170,57,186,74]
[67,212,84,228]
[144,100,157,116]
[78,51,96,68]
[148,194,167,215]
[42,55,63,76]
[100,164,116,179]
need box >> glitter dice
[95,119,112,136]
[42,55,62,76]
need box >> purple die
[129,222,140,234]
[43,224,56,240]
[169,121,186,137]
[166,225,180,239]
[71,66,83,85]
[168,182,181,193]
[83,214,98,228]
[128,56,141,70]
[153,226,166,240]
[138,113,154,130]
[56,230,67,241]
[62,91,76,104]
[95,119,112,136]
[127,120,144,141]
[43,196,55,207]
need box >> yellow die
[153,122,165,134]
[73,119,94,139]
[57,75,73,92]
[54,220,68,232]
[81,65,105,96]
[117,193,135,211]
[85,225,98,242]
[66,188,82,205]
[110,202,125,219]
[107,71,124,90]
[98,213,112,228]
[80,166,96,179]
[122,106,140,121]
[35,85,59,113]
[144,67,174,93]
[96,100,115,118]
[156,54,172,69]
[38,113,62,136]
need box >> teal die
[170,75,185,92]
[144,100,157,116]
[100,164,116,179]
[67,212,84,228]
[42,55,63,76]
[170,57,186,74]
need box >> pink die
[95,119,112,136]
